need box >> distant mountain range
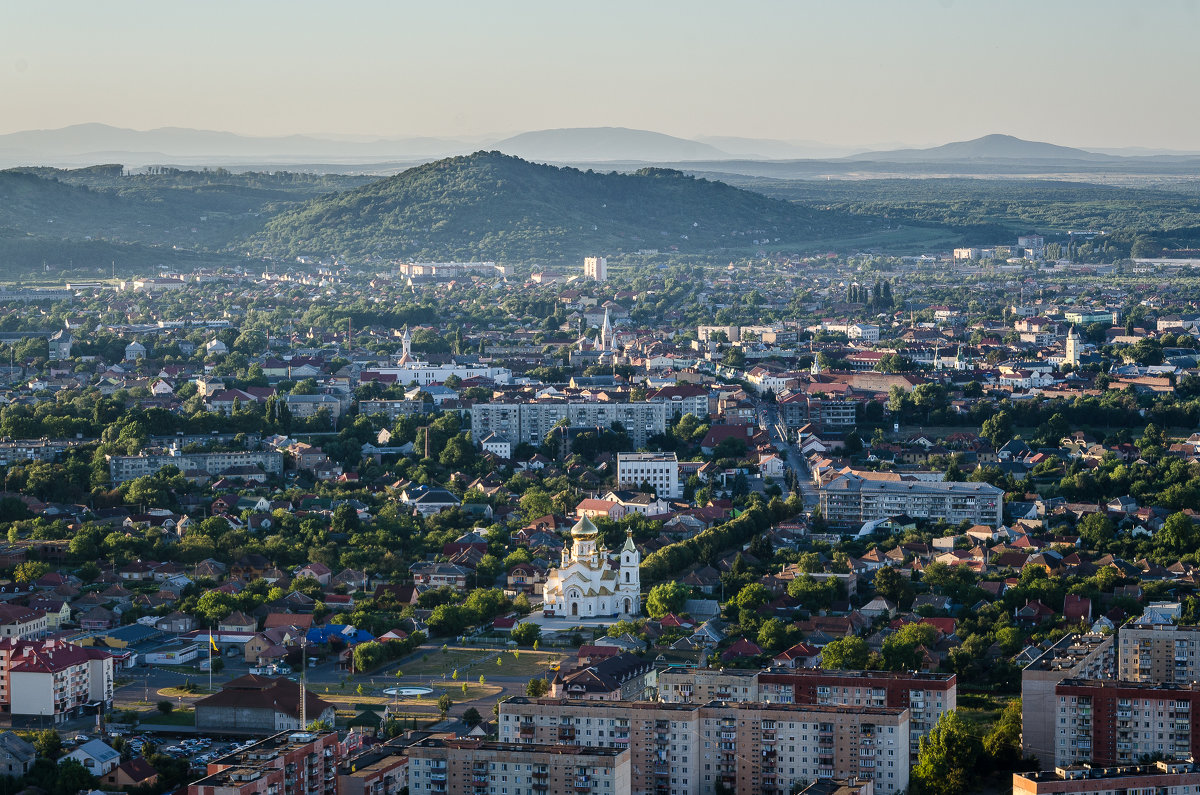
[0,123,478,167]
[3,124,1200,173]
[847,134,1114,162]
[492,127,730,163]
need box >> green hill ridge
[245,151,863,262]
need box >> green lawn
[399,649,490,678]
[142,708,196,726]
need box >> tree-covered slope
[245,151,867,262]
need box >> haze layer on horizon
[4,0,1198,151]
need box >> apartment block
[616,453,681,499]
[1053,679,1200,767]
[0,638,115,723]
[583,256,608,282]
[777,393,858,433]
[1013,760,1200,795]
[819,474,1003,528]
[107,450,284,484]
[188,731,339,795]
[658,668,761,704]
[406,738,629,795]
[359,399,430,421]
[1117,622,1200,684]
[470,400,667,448]
[1021,633,1115,764]
[658,668,954,762]
[498,697,910,795]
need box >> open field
[399,647,566,679]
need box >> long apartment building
[108,449,284,484]
[1014,759,1200,795]
[1021,633,1116,766]
[657,668,955,761]
[470,399,668,448]
[188,730,339,795]
[407,738,629,795]
[0,638,115,723]
[1117,622,1200,684]
[1053,679,1200,768]
[499,697,910,795]
[819,474,1004,528]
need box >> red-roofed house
[575,499,626,521]
[720,638,763,662]
[1063,594,1093,624]
[773,643,822,669]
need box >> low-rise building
[194,675,335,734]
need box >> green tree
[912,711,983,795]
[881,622,938,670]
[462,707,483,726]
[872,566,909,605]
[645,581,690,618]
[983,699,1025,770]
[33,728,62,758]
[981,410,1013,447]
[510,622,541,647]
[819,636,869,670]
[13,560,50,584]
[756,618,791,653]
[437,692,453,717]
[526,678,550,697]
[1159,512,1200,555]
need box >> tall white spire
[600,307,613,351]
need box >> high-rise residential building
[1117,622,1200,684]
[616,453,681,499]
[1053,679,1200,767]
[583,256,608,282]
[819,475,1004,528]
[657,668,955,762]
[406,738,629,795]
[498,697,910,795]
[1013,760,1200,795]
[1021,633,1115,765]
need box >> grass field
[399,647,566,679]
[158,686,218,699]
[140,708,196,726]
[399,649,489,678]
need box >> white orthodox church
[542,515,640,619]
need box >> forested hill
[245,151,867,262]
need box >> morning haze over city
[1,3,1200,795]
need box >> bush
[157,700,174,715]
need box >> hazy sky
[4,0,1199,149]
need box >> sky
[4,0,1199,150]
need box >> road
[761,405,820,513]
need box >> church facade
[542,516,640,619]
